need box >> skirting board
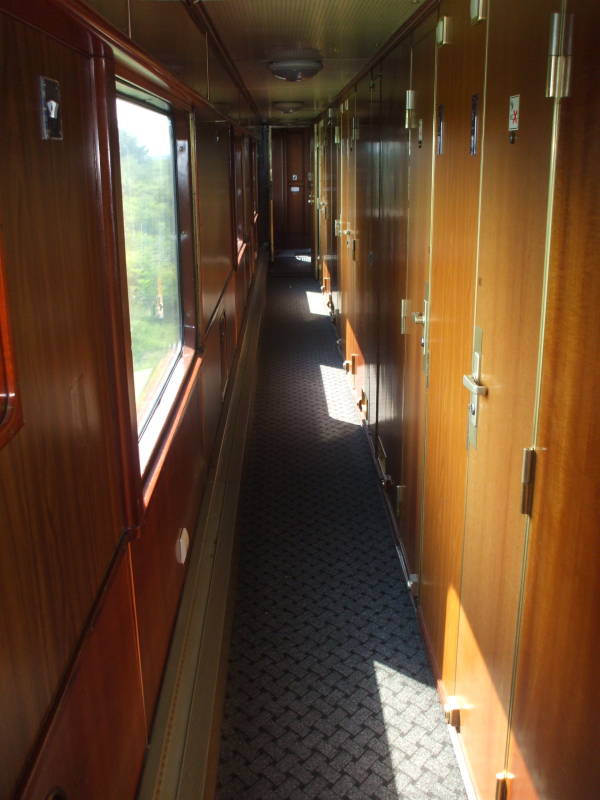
[137,250,268,800]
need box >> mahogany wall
[0,0,260,797]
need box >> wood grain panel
[0,13,126,796]
[377,41,411,484]
[420,0,486,690]
[201,309,225,456]
[455,2,557,795]
[507,3,600,796]
[0,229,23,448]
[20,548,146,800]
[400,19,436,572]
[196,120,235,331]
[272,128,312,252]
[131,374,206,728]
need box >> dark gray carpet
[269,249,313,276]
[217,270,467,799]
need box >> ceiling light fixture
[273,101,305,114]
[268,59,323,82]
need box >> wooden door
[338,94,358,370]
[377,42,411,481]
[507,2,600,796]
[401,18,436,574]
[454,1,559,796]
[271,127,311,251]
[421,0,486,692]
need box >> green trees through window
[116,98,182,432]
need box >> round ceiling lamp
[268,59,323,82]
[273,101,305,114]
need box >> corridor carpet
[216,269,467,800]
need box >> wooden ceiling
[201,0,428,121]
[83,0,429,123]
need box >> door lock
[412,311,426,325]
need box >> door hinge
[395,484,406,516]
[334,125,341,144]
[407,571,419,598]
[400,299,411,334]
[444,698,461,731]
[405,89,416,129]
[520,447,537,515]
[495,772,514,800]
[546,12,573,98]
[352,115,360,142]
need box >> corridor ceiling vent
[268,58,323,81]
[272,101,305,114]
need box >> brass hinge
[407,572,419,598]
[395,484,406,517]
[546,12,573,98]
[400,299,411,334]
[520,447,537,516]
[444,698,461,731]
[495,771,514,800]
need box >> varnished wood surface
[196,121,235,332]
[132,374,206,728]
[454,1,556,796]
[0,229,23,448]
[401,21,435,572]
[272,128,312,251]
[420,0,486,690]
[0,14,126,796]
[376,42,411,485]
[20,548,147,800]
[507,2,600,796]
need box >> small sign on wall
[40,77,62,140]
[508,94,520,131]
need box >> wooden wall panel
[376,42,411,484]
[20,548,146,800]
[201,309,225,457]
[420,0,486,690]
[0,13,126,796]
[131,374,206,727]
[454,0,557,795]
[196,121,235,331]
[400,19,436,572]
[507,3,600,796]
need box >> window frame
[114,82,198,483]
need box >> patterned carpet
[217,267,467,800]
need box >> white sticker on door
[508,94,520,131]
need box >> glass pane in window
[116,98,182,433]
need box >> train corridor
[216,254,468,800]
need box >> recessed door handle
[463,374,488,395]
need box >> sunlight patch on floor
[319,364,361,426]
[296,254,312,263]
[305,291,329,316]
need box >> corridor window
[116,98,182,435]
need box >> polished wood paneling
[20,548,147,800]
[0,230,23,448]
[454,2,557,795]
[338,91,359,370]
[201,308,225,456]
[377,42,411,480]
[420,0,486,689]
[272,128,312,251]
[131,373,206,727]
[507,3,600,796]
[196,120,235,331]
[0,13,126,796]
[400,20,436,572]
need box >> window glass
[116,98,182,433]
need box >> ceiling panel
[199,0,428,121]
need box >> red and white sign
[509,94,520,131]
